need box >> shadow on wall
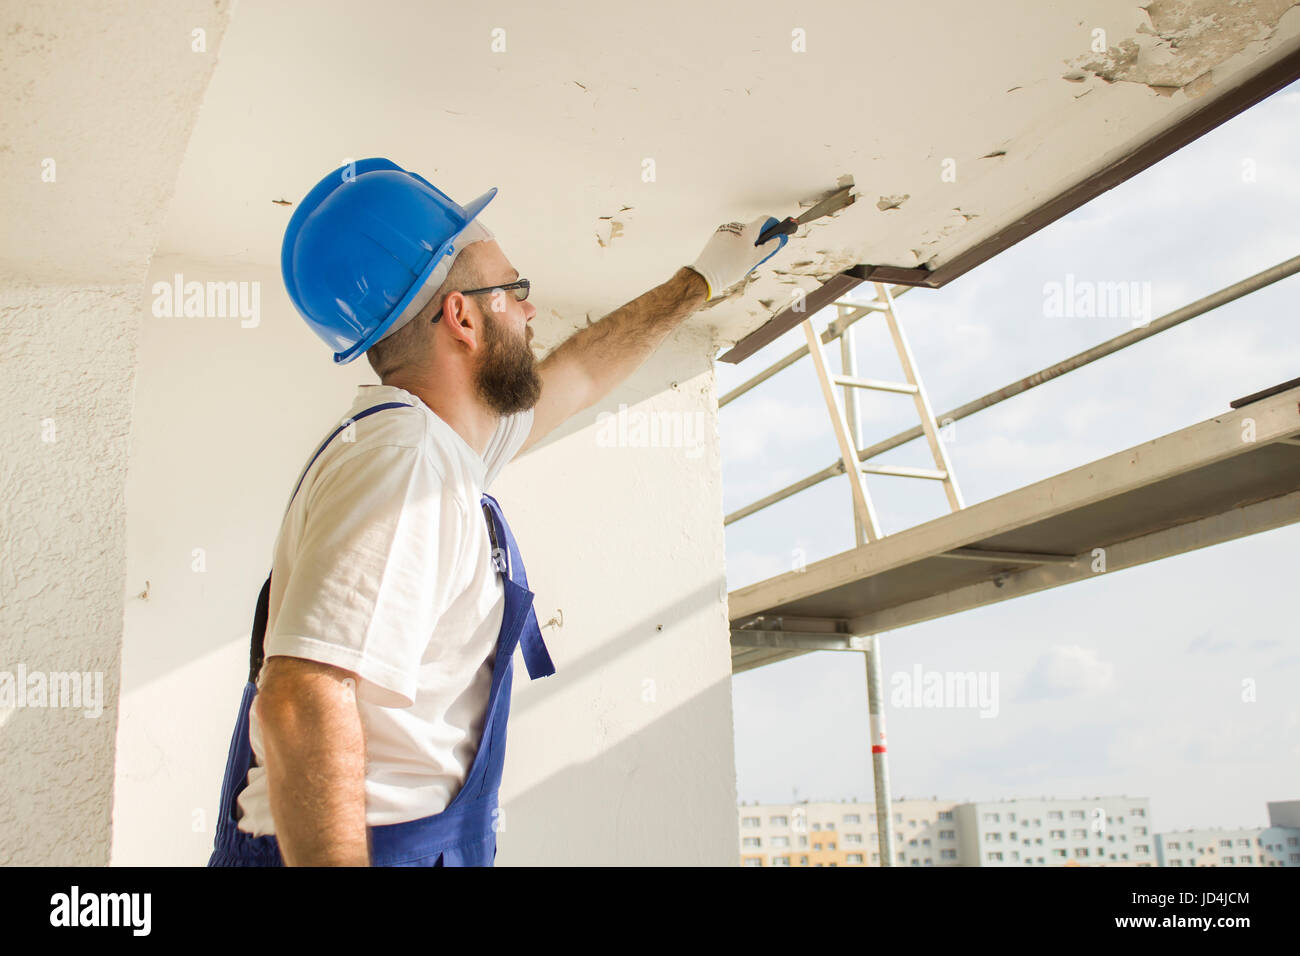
[498,672,740,866]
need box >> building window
[770,815,788,826]
[940,830,955,839]
[846,853,864,864]
[800,856,809,865]
[1050,830,1065,840]
[813,843,822,851]
[987,852,1003,861]
[1048,811,1063,821]
[844,814,861,824]
[798,836,808,847]
[941,849,957,860]
[772,856,790,866]
[771,836,789,848]
[827,842,837,851]
[812,823,821,831]
[742,837,761,848]
[742,816,760,827]
[845,833,863,844]
[1131,808,1145,817]
[1070,810,1085,820]
[983,813,1000,823]
[938,811,953,821]
[742,857,763,866]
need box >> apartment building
[739,796,1152,866]
[1155,801,1300,867]
[738,798,964,867]
[956,796,1154,867]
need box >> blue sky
[721,80,1300,833]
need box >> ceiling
[137,0,1300,359]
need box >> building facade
[739,796,1153,866]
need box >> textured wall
[0,1,233,865]
[0,284,137,865]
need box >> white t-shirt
[235,384,534,835]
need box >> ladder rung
[832,374,918,395]
[858,463,948,480]
[829,298,889,313]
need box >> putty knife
[757,184,857,245]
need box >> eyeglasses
[433,279,530,322]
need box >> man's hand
[256,655,370,866]
[687,215,790,301]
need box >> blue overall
[207,402,555,867]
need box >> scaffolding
[722,254,1300,866]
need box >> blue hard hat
[281,157,497,364]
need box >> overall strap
[284,401,413,516]
[481,492,556,680]
[248,401,412,685]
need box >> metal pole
[866,636,895,866]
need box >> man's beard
[475,308,541,416]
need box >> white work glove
[688,215,790,301]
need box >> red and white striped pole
[866,635,896,866]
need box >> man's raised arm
[519,215,789,454]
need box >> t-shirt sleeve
[265,442,464,709]
[482,406,535,490]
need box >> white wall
[110,254,739,865]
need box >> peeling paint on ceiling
[143,0,1300,359]
[1065,0,1299,97]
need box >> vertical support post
[802,319,882,542]
[866,636,895,866]
[839,307,868,547]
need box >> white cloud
[1018,645,1117,701]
